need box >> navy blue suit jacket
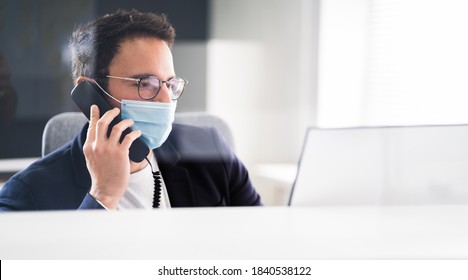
[0,123,262,210]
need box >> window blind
[318,0,468,127]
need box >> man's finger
[108,119,135,144]
[121,130,142,150]
[86,105,100,142]
[96,107,120,141]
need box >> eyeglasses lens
[138,76,186,100]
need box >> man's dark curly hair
[69,9,176,89]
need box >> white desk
[0,157,38,173]
[1,206,468,259]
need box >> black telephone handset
[71,80,149,163]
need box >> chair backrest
[42,111,234,157]
[41,112,87,157]
[173,111,234,149]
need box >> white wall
[208,0,320,166]
[317,0,368,127]
[172,42,208,112]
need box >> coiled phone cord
[145,157,162,208]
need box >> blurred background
[1,0,468,205]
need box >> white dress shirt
[118,156,171,210]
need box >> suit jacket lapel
[155,139,195,207]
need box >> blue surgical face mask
[121,99,176,149]
[93,80,177,149]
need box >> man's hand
[83,105,142,210]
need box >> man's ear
[75,76,93,85]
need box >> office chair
[42,111,234,157]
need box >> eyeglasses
[98,74,187,100]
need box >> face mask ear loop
[91,79,122,104]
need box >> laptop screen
[289,125,468,206]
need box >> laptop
[289,125,468,206]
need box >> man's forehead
[108,37,175,79]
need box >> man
[0,10,262,210]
